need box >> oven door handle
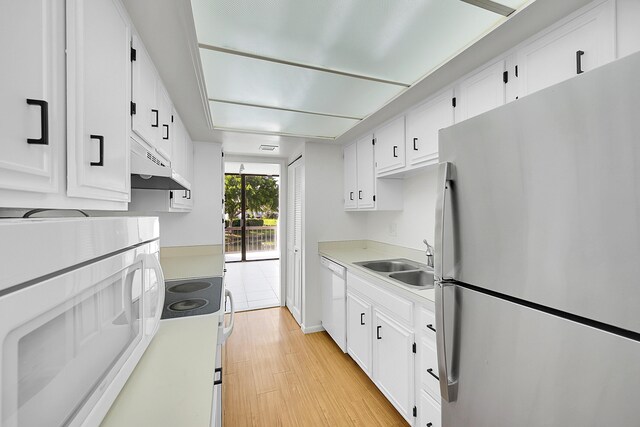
[143,253,165,335]
[222,289,235,343]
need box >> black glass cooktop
[161,276,223,320]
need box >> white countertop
[101,245,225,427]
[318,240,436,303]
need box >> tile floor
[224,260,281,312]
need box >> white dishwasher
[320,256,347,352]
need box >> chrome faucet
[423,239,434,268]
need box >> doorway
[224,162,281,312]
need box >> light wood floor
[222,307,408,426]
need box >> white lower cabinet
[419,390,441,427]
[372,309,415,422]
[346,292,372,375]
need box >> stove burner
[168,281,212,294]
[168,298,209,312]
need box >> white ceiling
[123,0,594,155]
[190,0,531,139]
[225,162,281,175]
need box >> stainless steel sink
[354,259,434,289]
[389,270,434,287]
[356,259,421,273]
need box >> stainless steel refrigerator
[434,51,640,427]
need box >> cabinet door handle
[163,124,169,140]
[151,109,159,127]
[360,313,365,325]
[413,137,418,151]
[214,367,223,386]
[576,50,584,75]
[183,191,188,198]
[376,325,382,340]
[187,190,192,199]
[89,135,104,166]
[426,323,436,333]
[393,145,398,158]
[358,190,363,200]
[349,191,354,201]
[26,99,49,145]
[427,368,439,381]
[427,423,433,427]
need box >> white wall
[157,141,223,247]
[363,168,438,251]
[302,142,367,329]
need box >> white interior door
[286,160,303,325]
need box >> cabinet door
[155,83,173,162]
[419,390,441,427]
[373,310,414,421]
[131,36,159,147]
[356,136,375,209]
[374,116,405,175]
[517,0,615,97]
[343,142,357,209]
[406,89,454,167]
[456,60,506,123]
[0,0,62,193]
[420,338,440,399]
[66,0,130,202]
[346,292,372,375]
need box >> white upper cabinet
[356,136,375,209]
[0,0,63,194]
[155,83,173,162]
[343,142,357,210]
[374,116,405,176]
[66,0,131,202]
[406,88,455,167]
[131,36,159,148]
[455,60,506,123]
[517,0,615,97]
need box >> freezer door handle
[436,280,458,402]
[435,161,452,282]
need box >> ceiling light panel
[199,49,405,119]
[191,0,506,85]
[209,100,359,138]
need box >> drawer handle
[214,367,223,385]
[89,135,104,166]
[426,323,436,333]
[376,325,382,340]
[427,368,439,381]
[360,313,365,326]
[26,99,49,145]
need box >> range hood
[130,139,189,190]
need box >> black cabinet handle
[89,135,104,166]
[183,191,188,198]
[360,313,365,325]
[427,423,433,427]
[26,99,49,145]
[426,324,436,333]
[163,124,169,140]
[576,50,584,75]
[427,368,439,381]
[214,367,223,386]
[187,190,192,200]
[151,109,159,127]
[376,325,382,340]
[349,191,354,201]
[413,137,418,151]
[393,145,398,157]
[358,190,363,200]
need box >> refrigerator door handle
[435,161,452,282]
[436,280,458,402]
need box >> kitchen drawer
[420,338,440,399]
[347,271,413,326]
[419,390,441,427]
[420,307,437,341]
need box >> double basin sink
[353,259,434,289]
